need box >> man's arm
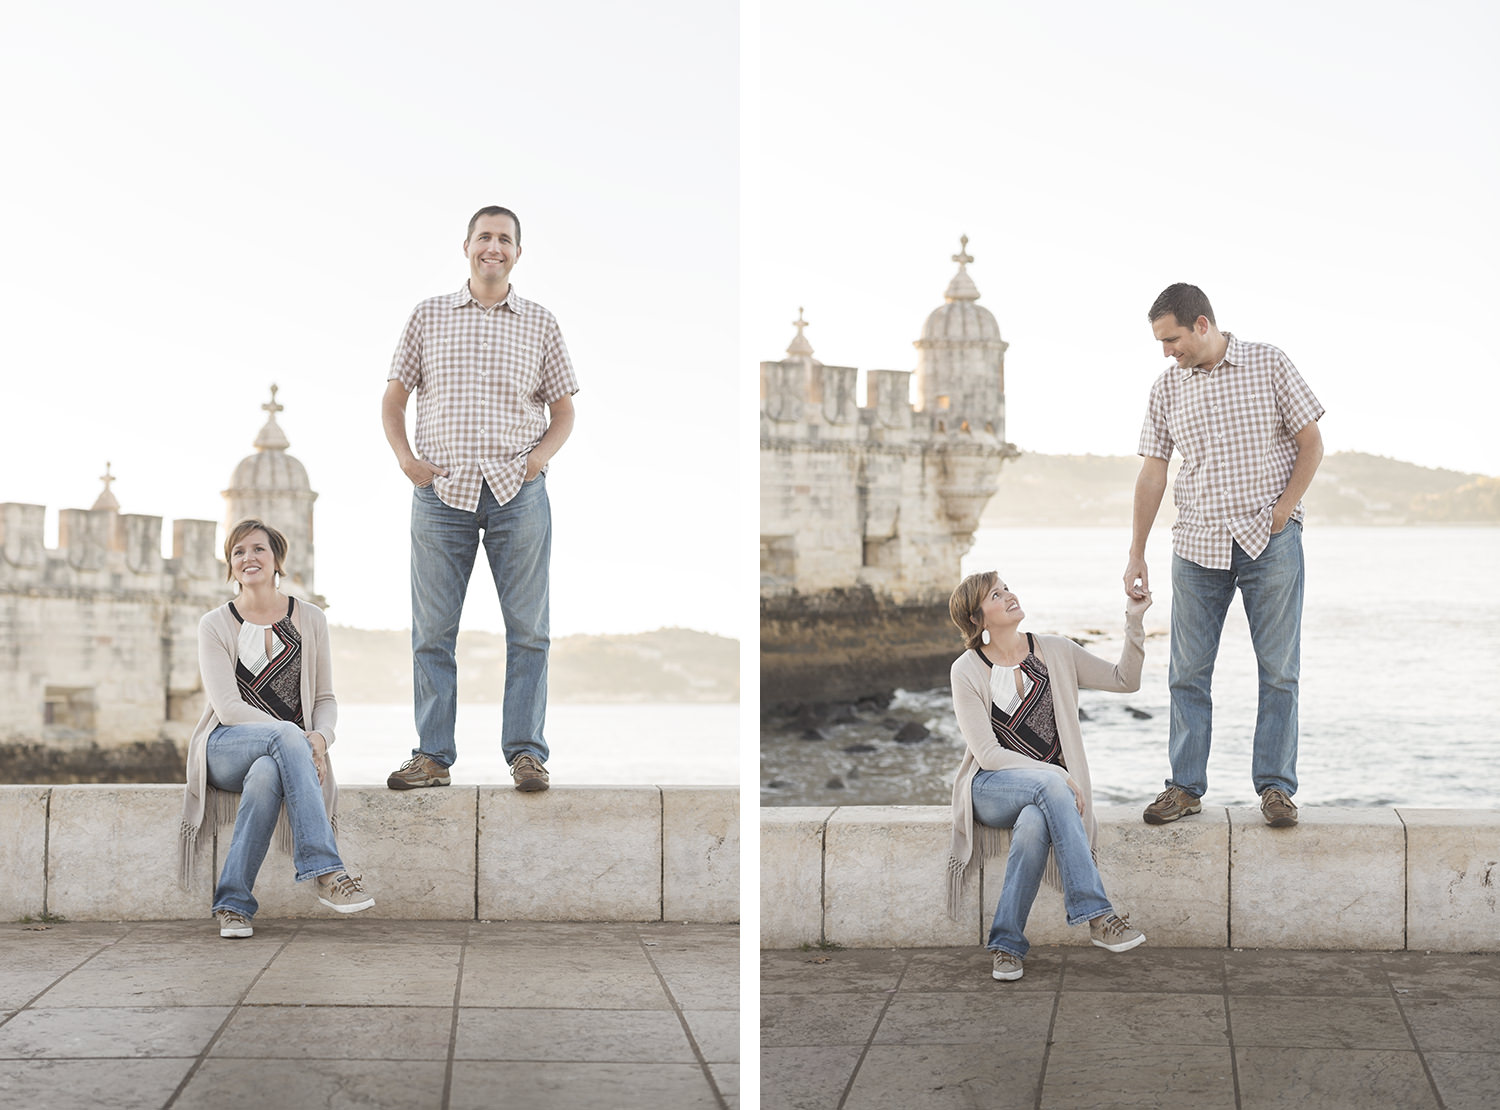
[382,380,448,487]
[523,394,576,481]
[1124,456,1169,598]
[1270,420,1324,533]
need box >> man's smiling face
[465,214,521,290]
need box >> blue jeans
[1168,521,1303,799]
[972,768,1113,958]
[206,720,344,918]
[410,475,550,769]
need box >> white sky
[2,1,738,637]
[752,0,1500,476]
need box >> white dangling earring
[981,629,991,645]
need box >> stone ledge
[0,784,738,924]
[760,804,1500,952]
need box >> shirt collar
[1179,331,1239,380]
[450,281,528,315]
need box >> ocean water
[761,526,1500,809]
[330,702,738,786]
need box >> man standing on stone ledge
[1123,283,1323,829]
[381,205,579,793]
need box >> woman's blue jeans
[972,768,1112,958]
[409,475,551,769]
[206,720,344,918]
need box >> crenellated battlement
[0,502,226,602]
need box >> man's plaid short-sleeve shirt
[389,283,579,512]
[1138,333,1323,569]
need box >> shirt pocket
[1239,388,1281,445]
[499,339,542,395]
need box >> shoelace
[513,755,543,774]
[1263,789,1292,808]
[220,911,248,925]
[1097,913,1132,939]
[326,873,364,897]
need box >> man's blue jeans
[1168,520,1304,799]
[410,475,550,770]
[972,768,1113,959]
[206,720,345,918]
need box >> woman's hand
[306,731,328,785]
[1126,589,1153,620]
[1065,776,1085,816]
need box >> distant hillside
[331,627,738,705]
[980,451,1497,527]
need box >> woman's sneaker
[216,909,253,939]
[1090,912,1145,953]
[991,951,1024,981]
[316,872,375,914]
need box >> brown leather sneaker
[1143,786,1202,825]
[387,753,451,790]
[511,752,550,792]
[1260,787,1298,827]
[991,951,1024,981]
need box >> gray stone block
[824,806,973,947]
[662,786,738,924]
[478,786,661,921]
[214,785,478,920]
[1400,808,1500,952]
[48,785,211,920]
[0,787,49,920]
[1229,806,1404,949]
[760,807,835,948]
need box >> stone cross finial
[787,307,814,358]
[263,383,283,418]
[99,462,114,494]
[952,235,973,268]
[91,461,121,512]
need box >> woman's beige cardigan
[945,616,1144,917]
[177,598,339,885]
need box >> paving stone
[1052,990,1228,1047]
[1382,951,1500,996]
[455,1007,694,1061]
[446,1061,720,1109]
[1424,1051,1500,1110]
[761,992,889,1047]
[0,1005,227,1058]
[683,1008,739,1062]
[244,941,461,1006]
[0,1058,192,1110]
[707,1060,738,1108]
[761,1045,864,1110]
[1399,996,1500,1052]
[1039,1044,1238,1109]
[460,943,670,1010]
[843,1042,1045,1110]
[174,1057,448,1109]
[34,945,274,1007]
[899,945,1064,992]
[1223,948,1390,994]
[210,1005,453,1058]
[871,990,1055,1044]
[1230,994,1414,1049]
[1061,945,1224,994]
[759,947,909,995]
[1234,1046,1439,1109]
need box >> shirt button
[482,342,489,349]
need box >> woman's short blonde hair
[948,570,999,652]
[223,519,289,583]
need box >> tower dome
[920,237,1003,343]
[222,385,323,606]
[913,235,1010,434]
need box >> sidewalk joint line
[638,925,731,1110]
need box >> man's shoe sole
[387,775,450,790]
[219,925,253,939]
[514,778,549,792]
[1263,812,1298,828]
[992,966,1024,981]
[1143,804,1200,825]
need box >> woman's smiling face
[979,580,1023,630]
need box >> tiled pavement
[761,944,1500,1109]
[0,919,737,1109]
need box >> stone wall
[761,805,1500,952]
[0,503,226,759]
[0,784,738,924]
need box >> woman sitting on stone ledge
[946,570,1149,981]
[178,519,374,938]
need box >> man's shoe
[316,872,375,913]
[216,909,253,939]
[387,753,451,790]
[991,951,1024,981]
[511,753,550,792]
[1260,787,1298,827]
[1090,912,1146,953]
[1143,786,1202,825]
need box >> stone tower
[914,234,1009,438]
[222,385,323,606]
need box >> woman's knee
[241,754,284,801]
[1012,804,1050,848]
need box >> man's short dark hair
[467,206,522,245]
[1149,283,1215,328]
